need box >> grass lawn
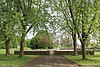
[0,49,38,67]
[65,52,100,65]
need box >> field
[0,49,38,67]
[65,52,100,65]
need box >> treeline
[0,0,100,59]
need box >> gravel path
[21,56,78,67]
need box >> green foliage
[37,35,53,49]
[25,39,31,47]
[0,0,21,50]
[50,0,100,59]
[0,35,21,49]
[28,37,39,49]
[28,30,53,49]
[10,36,20,49]
[0,42,17,49]
[0,41,5,49]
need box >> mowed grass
[0,49,38,67]
[65,52,100,65]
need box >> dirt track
[21,56,78,67]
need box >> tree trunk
[19,34,25,58]
[5,38,10,56]
[72,33,77,55]
[81,40,86,59]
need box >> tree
[75,0,100,59]
[0,0,19,56]
[29,37,39,49]
[50,0,100,59]
[49,0,78,55]
[14,0,52,57]
[14,0,47,57]
[38,35,53,49]
[61,35,73,50]
[29,30,53,49]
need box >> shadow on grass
[66,55,100,65]
[93,55,100,57]
[0,54,38,66]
